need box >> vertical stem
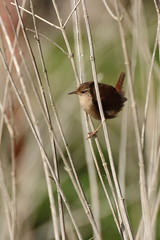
[81,0,133,239]
[29,1,66,238]
[71,0,101,235]
[9,92,17,240]
[114,1,152,239]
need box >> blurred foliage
[21,0,160,238]
[0,0,160,239]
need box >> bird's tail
[115,72,125,95]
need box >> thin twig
[0,156,13,239]
[114,1,152,239]
[63,0,82,28]
[1,10,60,239]
[118,100,128,197]
[9,91,17,240]
[11,2,61,29]
[71,0,101,233]
[141,28,158,148]
[50,1,101,239]
[81,0,133,239]
[26,28,69,55]
[30,1,65,238]
[0,48,83,240]
[0,177,14,221]
[101,0,123,21]
[51,0,80,85]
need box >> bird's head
[68,82,93,96]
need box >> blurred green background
[0,0,159,239]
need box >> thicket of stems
[0,0,159,239]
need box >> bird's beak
[68,90,77,95]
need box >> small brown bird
[69,72,127,137]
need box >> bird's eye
[81,90,86,94]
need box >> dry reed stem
[29,1,66,238]
[81,0,133,239]
[1,0,159,239]
[71,0,101,234]
[0,48,84,240]
[114,1,152,239]
[4,1,102,238]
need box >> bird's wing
[95,83,117,110]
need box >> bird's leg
[87,122,103,139]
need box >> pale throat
[78,93,93,114]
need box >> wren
[69,72,127,137]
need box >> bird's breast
[78,94,101,120]
[79,94,93,113]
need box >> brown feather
[69,73,127,120]
[115,72,125,95]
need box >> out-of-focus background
[0,0,160,239]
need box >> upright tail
[115,72,125,95]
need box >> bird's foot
[87,130,98,139]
